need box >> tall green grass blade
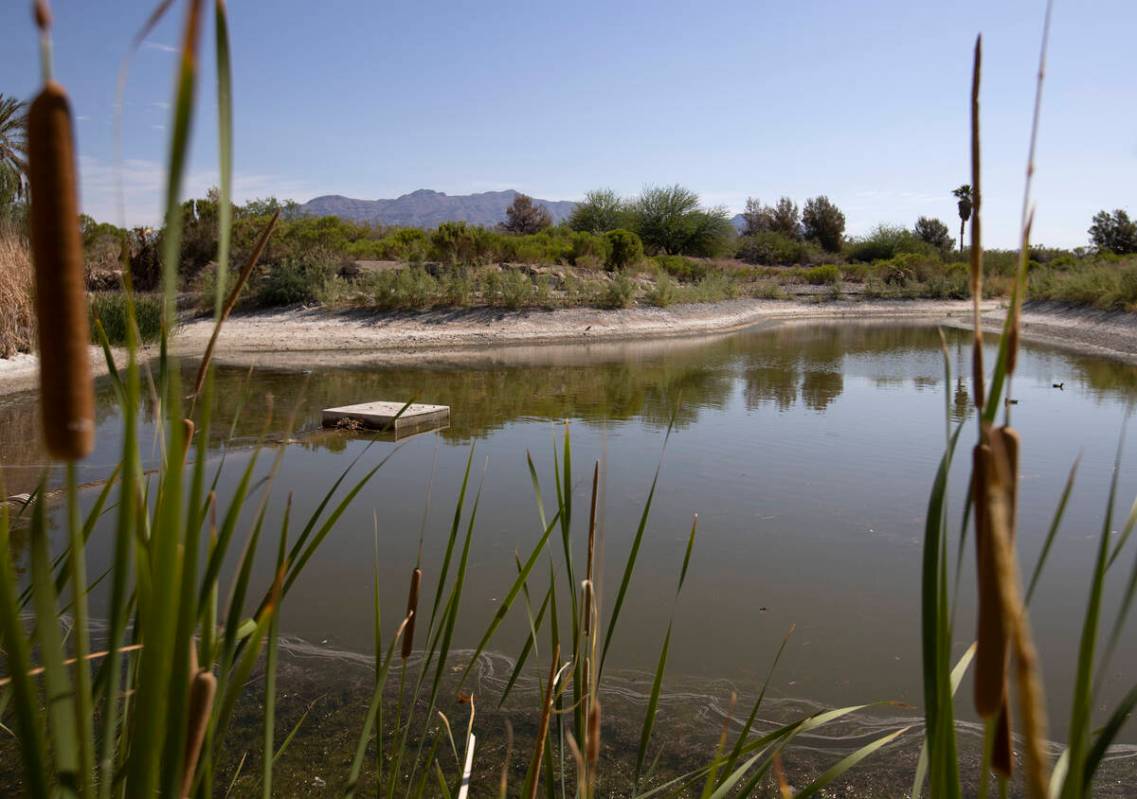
[634,624,671,790]
[720,624,794,785]
[1082,682,1137,788]
[263,497,290,799]
[29,491,80,791]
[794,727,912,798]
[0,502,51,798]
[600,421,675,676]
[1061,433,1127,799]
[912,643,976,799]
[344,617,409,799]
[1026,458,1080,604]
[458,510,562,688]
[498,586,552,708]
[212,0,232,319]
[65,463,95,797]
[635,515,698,790]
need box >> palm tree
[0,94,29,214]
[952,184,972,252]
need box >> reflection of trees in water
[801,370,844,412]
[195,356,735,448]
[743,365,798,411]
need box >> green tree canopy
[629,184,732,256]
[568,188,627,233]
[1088,209,1137,255]
[802,196,845,252]
[914,216,953,252]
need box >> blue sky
[2,0,1134,247]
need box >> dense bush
[628,185,734,256]
[430,222,494,266]
[89,291,163,345]
[654,254,708,282]
[255,257,337,307]
[736,231,820,265]
[369,266,438,310]
[645,273,675,307]
[804,264,840,285]
[603,272,636,308]
[570,231,611,267]
[845,225,933,262]
[605,229,643,271]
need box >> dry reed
[0,233,35,357]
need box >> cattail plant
[27,4,94,461]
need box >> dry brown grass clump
[0,230,35,358]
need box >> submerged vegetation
[2,2,1137,799]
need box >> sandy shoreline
[2,299,1137,395]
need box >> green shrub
[846,225,932,262]
[605,229,643,271]
[840,263,870,283]
[654,254,708,282]
[736,231,819,265]
[370,266,438,309]
[1119,264,1137,306]
[805,264,840,285]
[499,269,534,309]
[430,221,493,266]
[570,231,612,266]
[603,272,636,308]
[645,273,675,307]
[439,266,472,306]
[89,291,163,345]
[255,257,335,307]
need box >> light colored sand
[4,299,1137,396]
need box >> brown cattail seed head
[28,80,94,461]
[992,699,1013,778]
[401,567,422,660]
[586,698,601,771]
[973,441,1007,717]
[34,0,52,31]
[181,668,217,797]
[181,418,196,464]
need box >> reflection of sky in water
[4,321,1136,742]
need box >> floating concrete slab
[322,401,450,434]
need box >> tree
[769,197,802,240]
[953,185,972,252]
[802,196,845,252]
[914,216,954,252]
[0,94,28,218]
[740,197,772,237]
[501,193,552,234]
[1088,209,1137,255]
[629,185,732,255]
[568,188,626,233]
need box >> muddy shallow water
[3,320,1137,793]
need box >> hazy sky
[2,0,1134,247]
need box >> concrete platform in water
[321,401,450,435]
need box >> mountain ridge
[298,189,577,228]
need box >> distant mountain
[730,214,747,233]
[297,189,577,228]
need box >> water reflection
[3,320,1137,745]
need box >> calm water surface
[3,320,1137,742]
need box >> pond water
[3,319,1137,748]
